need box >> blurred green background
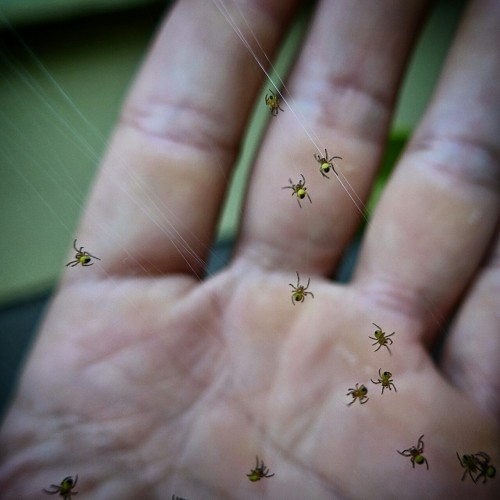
[0,0,465,305]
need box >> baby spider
[369,323,395,355]
[346,383,369,406]
[246,456,275,482]
[371,368,397,394]
[282,174,312,208]
[66,239,101,267]
[456,452,484,483]
[265,89,284,116]
[462,452,496,484]
[43,475,78,499]
[313,149,342,179]
[397,435,429,470]
[289,271,314,305]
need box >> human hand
[1,0,499,498]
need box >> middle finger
[236,0,429,275]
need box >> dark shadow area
[0,291,51,420]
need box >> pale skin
[1,0,499,498]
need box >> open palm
[1,1,499,499]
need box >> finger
[441,229,500,419]
[75,0,300,278]
[354,0,500,339]
[236,0,429,275]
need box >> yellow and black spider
[66,239,101,267]
[457,451,496,484]
[313,148,342,178]
[265,89,284,116]
[246,456,275,482]
[346,383,369,406]
[371,368,397,394]
[289,271,314,305]
[369,323,395,355]
[43,475,78,499]
[282,174,312,208]
[397,435,429,470]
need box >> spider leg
[417,435,425,450]
[43,488,60,495]
[329,156,342,173]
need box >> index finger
[75,0,300,278]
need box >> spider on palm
[397,435,429,470]
[289,271,314,305]
[246,456,275,482]
[43,475,78,499]
[371,368,397,394]
[346,383,369,406]
[369,323,395,355]
[457,451,496,484]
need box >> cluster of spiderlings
[56,44,497,495]
[397,435,429,470]
[457,452,496,484]
[348,369,396,406]
[246,456,275,482]
[43,475,78,499]
[66,239,100,268]
[258,30,494,496]
[346,324,398,406]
